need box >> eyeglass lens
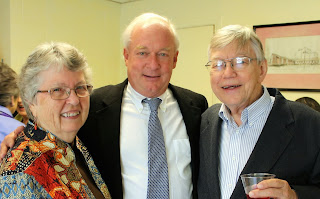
[51,85,92,99]
[208,57,251,71]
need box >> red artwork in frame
[254,21,320,90]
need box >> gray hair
[122,13,180,51]
[0,63,19,107]
[19,42,92,121]
[208,25,265,63]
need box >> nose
[66,89,80,105]
[148,53,160,69]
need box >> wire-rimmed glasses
[36,84,93,100]
[205,56,257,72]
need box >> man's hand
[0,126,24,161]
[248,179,298,199]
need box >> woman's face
[30,66,90,143]
[16,97,27,117]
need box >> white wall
[1,0,121,88]
[119,0,320,103]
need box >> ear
[259,59,268,83]
[123,48,129,67]
[10,96,15,107]
[172,51,179,69]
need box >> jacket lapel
[170,84,203,141]
[199,104,223,199]
[90,79,128,199]
[231,89,294,198]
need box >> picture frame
[253,20,320,90]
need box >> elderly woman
[0,42,111,199]
[0,63,25,142]
[14,96,29,125]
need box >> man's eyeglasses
[205,56,257,72]
[36,84,93,100]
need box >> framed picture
[253,21,320,90]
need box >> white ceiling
[106,0,141,4]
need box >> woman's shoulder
[0,132,40,176]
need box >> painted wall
[120,0,320,104]
[2,0,320,104]
[0,0,11,65]
[2,0,121,88]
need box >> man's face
[209,41,267,113]
[123,24,178,98]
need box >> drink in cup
[240,173,276,199]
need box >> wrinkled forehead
[210,40,254,58]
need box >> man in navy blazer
[198,24,320,199]
[78,13,208,199]
[80,79,207,199]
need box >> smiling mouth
[222,85,241,89]
[61,112,80,117]
[144,74,160,78]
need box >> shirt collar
[219,86,272,126]
[0,105,13,116]
[126,82,169,113]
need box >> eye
[158,52,168,57]
[75,85,87,91]
[137,52,148,56]
[51,87,64,93]
[50,87,66,98]
[235,57,247,64]
[214,60,225,67]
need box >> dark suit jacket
[78,79,208,199]
[198,88,320,199]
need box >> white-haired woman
[0,42,111,199]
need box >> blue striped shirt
[218,86,275,199]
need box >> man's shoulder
[203,104,221,118]
[286,99,320,119]
[169,84,207,101]
[89,80,127,111]
[271,88,320,118]
[170,84,209,112]
[91,81,126,100]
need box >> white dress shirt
[120,83,192,199]
[218,86,275,199]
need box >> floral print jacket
[0,122,111,199]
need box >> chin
[62,126,81,134]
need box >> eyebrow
[50,81,87,88]
[211,54,249,59]
[136,45,172,51]
[136,45,147,50]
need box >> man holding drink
[198,24,320,199]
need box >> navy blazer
[198,88,320,199]
[78,79,208,199]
